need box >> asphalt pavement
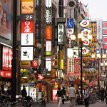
[46,101,107,107]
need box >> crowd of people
[56,83,76,107]
[56,83,107,107]
[0,83,107,107]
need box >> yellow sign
[21,0,34,14]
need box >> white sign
[82,47,89,54]
[67,48,73,58]
[83,38,89,46]
[21,33,33,45]
[46,41,51,52]
[58,24,64,44]
[46,57,51,71]
[80,20,89,27]
[46,9,52,23]
[45,0,52,7]
[81,28,91,37]
[29,87,36,101]
[21,47,33,60]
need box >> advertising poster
[2,46,12,71]
[0,46,12,78]
[52,89,57,101]
[0,0,12,40]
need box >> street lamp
[78,33,92,100]
[78,34,84,99]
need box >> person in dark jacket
[61,86,66,104]
[100,88,105,102]
[21,86,27,98]
[56,87,63,107]
[105,89,107,104]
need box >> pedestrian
[105,89,107,104]
[99,88,105,102]
[56,86,63,107]
[84,89,90,107]
[21,85,27,98]
[61,86,66,104]
[1,84,4,95]
[68,84,76,107]
[7,86,11,96]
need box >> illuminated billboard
[46,57,51,71]
[0,0,12,40]
[2,46,12,71]
[45,25,52,40]
[58,23,64,44]
[21,33,34,45]
[21,21,34,33]
[21,47,33,60]
[46,41,51,51]
[45,0,52,8]
[21,0,34,14]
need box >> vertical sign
[21,0,34,61]
[45,0,52,72]
[58,23,64,44]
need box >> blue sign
[67,18,74,28]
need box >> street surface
[46,101,107,107]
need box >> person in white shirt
[68,84,76,107]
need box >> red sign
[45,25,52,40]
[52,89,58,101]
[74,58,80,74]
[103,29,107,35]
[31,60,38,68]
[103,21,107,27]
[103,37,107,42]
[21,21,34,33]
[2,47,12,71]
[67,58,80,77]
[0,71,12,78]
[38,74,44,80]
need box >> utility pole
[11,0,17,102]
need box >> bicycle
[35,97,46,107]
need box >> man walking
[68,84,76,107]
[56,86,63,107]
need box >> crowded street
[47,101,107,107]
[1,0,107,107]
